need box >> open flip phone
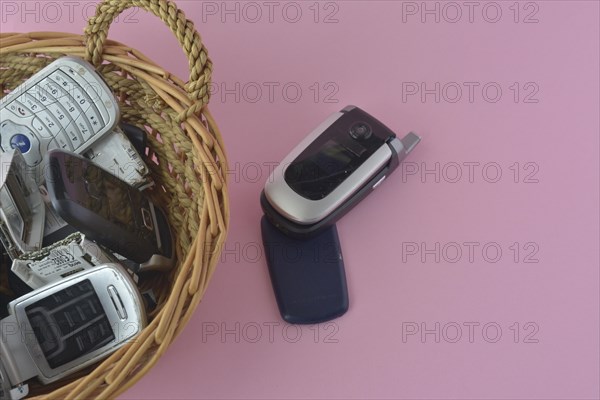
[261,106,420,324]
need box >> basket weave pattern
[0,0,229,398]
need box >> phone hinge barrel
[387,132,421,168]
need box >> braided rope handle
[84,0,212,118]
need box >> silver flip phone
[0,263,146,398]
[261,105,420,238]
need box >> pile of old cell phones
[260,106,421,325]
[0,57,174,399]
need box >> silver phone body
[264,107,396,225]
[0,150,45,258]
[0,263,146,386]
[0,56,119,172]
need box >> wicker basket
[0,0,229,398]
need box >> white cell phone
[0,56,119,172]
[0,264,146,399]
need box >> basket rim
[1,26,230,400]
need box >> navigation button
[9,134,31,153]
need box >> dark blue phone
[261,216,348,324]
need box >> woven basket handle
[84,0,212,111]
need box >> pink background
[2,1,599,398]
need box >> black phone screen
[284,108,393,200]
[56,154,157,245]
[46,151,170,263]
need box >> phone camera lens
[349,122,372,140]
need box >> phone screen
[285,117,385,200]
[25,279,115,368]
[57,155,157,245]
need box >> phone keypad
[1,58,118,170]
[25,279,116,369]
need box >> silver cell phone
[261,105,421,238]
[0,56,119,173]
[0,150,45,258]
[0,264,146,398]
[83,125,152,189]
[11,232,122,290]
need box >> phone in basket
[44,150,174,272]
[0,263,146,399]
[0,56,119,172]
[0,150,45,259]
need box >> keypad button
[74,335,87,352]
[83,105,102,134]
[49,70,76,92]
[28,85,56,108]
[35,109,62,138]
[53,131,73,151]
[56,312,74,335]
[46,138,60,151]
[62,121,82,148]
[18,93,45,113]
[39,77,68,103]
[32,117,51,136]
[45,102,70,129]
[6,100,34,118]
[72,86,92,111]
[60,96,84,122]
[73,115,94,145]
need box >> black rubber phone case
[261,216,348,324]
